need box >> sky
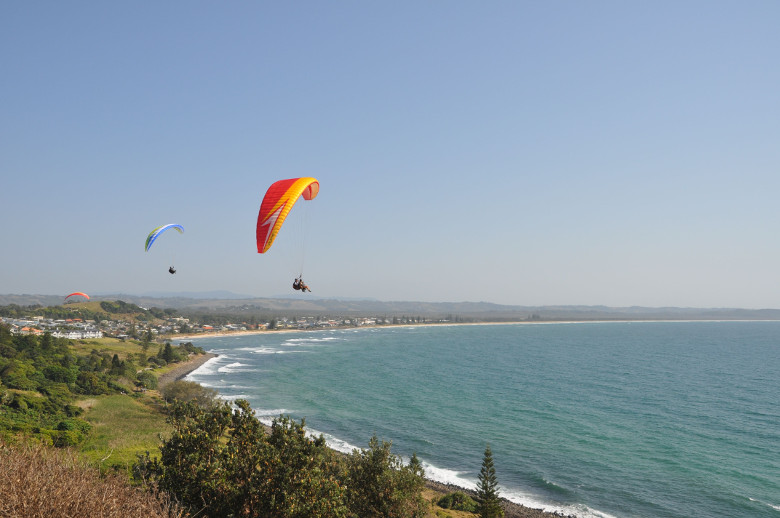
[2,1,779,308]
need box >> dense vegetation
[134,399,427,518]
[1,316,512,517]
[0,324,201,446]
[0,300,174,322]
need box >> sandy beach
[172,321,537,342]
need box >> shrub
[343,436,427,518]
[64,404,83,417]
[39,382,72,406]
[438,491,478,512]
[148,357,167,367]
[3,371,37,391]
[9,393,28,411]
[160,380,217,406]
[56,418,91,435]
[137,399,347,518]
[75,372,110,395]
[136,370,158,390]
[178,342,205,355]
[43,365,77,385]
[53,429,82,447]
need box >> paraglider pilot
[169,266,176,274]
[293,277,311,292]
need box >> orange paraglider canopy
[256,177,319,254]
[64,292,89,302]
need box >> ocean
[184,321,780,518]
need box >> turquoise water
[186,321,780,518]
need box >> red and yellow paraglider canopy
[64,292,89,302]
[256,177,319,254]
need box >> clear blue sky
[2,2,779,308]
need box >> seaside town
[0,312,421,340]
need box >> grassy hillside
[78,394,171,471]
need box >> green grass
[70,337,149,360]
[78,394,170,472]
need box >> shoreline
[156,352,218,388]
[168,348,567,517]
[169,317,779,343]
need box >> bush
[133,399,431,518]
[56,419,91,435]
[343,436,427,518]
[136,371,158,390]
[43,365,77,385]
[147,357,167,367]
[160,380,217,406]
[9,393,28,411]
[178,342,205,355]
[75,372,110,395]
[39,382,72,406]
[64,404,83,417]
[53,429,82,447]
[137,400,347,518]
[3,372,37,391]
[437,491,478,512]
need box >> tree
[161,343,175,363]
[476,444,503,518]
[437,491,477,512]
[160,380,217,406]
[136,400,347,518]
[40,331,53,352]
[344,436,426,518]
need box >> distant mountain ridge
[2,293,780,321]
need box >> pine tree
[476,444,503,518]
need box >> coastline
[171,321,545,342]
[157,352,218,388]
[424,480,570,518]
[169,345,567,518]
[169,317,774,343]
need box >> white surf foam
[218,394,251,402]
[419,460,476,490]
[217,362,260,373]
[305,427,361,455]
[184,355,222,377]
[250,347,305,355]
[749,497,780,512]
[284,337,341,344]
[417,458,618,518]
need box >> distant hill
[129,290,257,299]
[2,293,780,321]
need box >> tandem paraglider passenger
[169,266,176,274]
[293,277,311,292]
